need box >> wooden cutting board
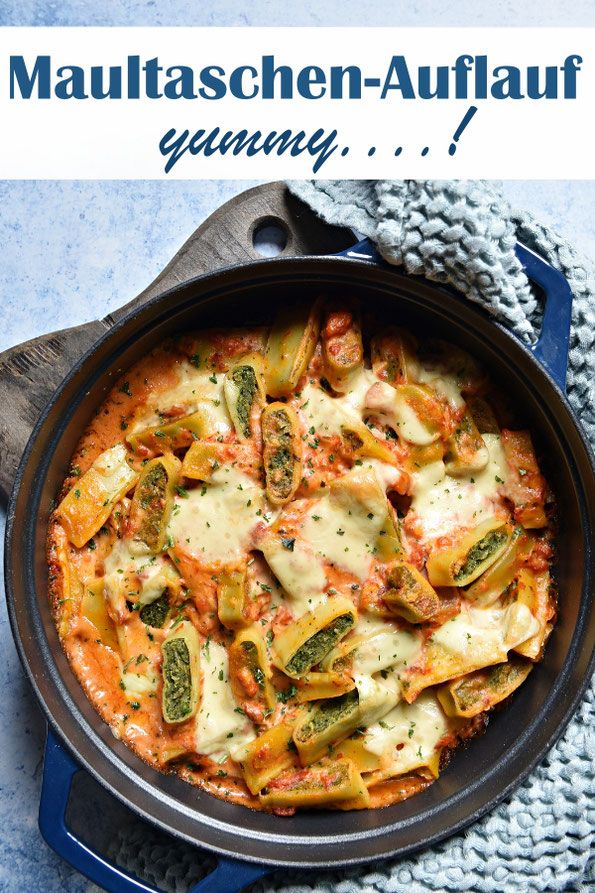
[0,182,354,503]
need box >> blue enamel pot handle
[38,238,573,893]
[515,242,573,389]
[40,728,269,893]
[340,238,573,391]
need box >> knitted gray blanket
[106,180,594,893]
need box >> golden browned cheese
[47,320,555,815]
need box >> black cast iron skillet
[3,183,594,893]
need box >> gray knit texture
[106,180,594,893]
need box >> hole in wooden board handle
[250,216,291,257]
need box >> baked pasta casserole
[48,299,556,813]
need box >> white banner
[0,27,593,178]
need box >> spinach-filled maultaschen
[261,402,302,505]
[48,302,556,815]
[161,621,200,724]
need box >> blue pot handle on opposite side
[339,238,573,392]
[39,729,270,893]
[514,243,572,391]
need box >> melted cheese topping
[353,616,422,677]
[262,467,392,612]
[104,538,178,610]
[404,602,540,693]
[409,434,508,543]
[121,669,158,695]
[442,603,537,655]
[261,536,327,617]
[360,458,402,492]
[416,367,465,410]
[131,362,232,435]
[168,465,268,566]
[365,381,439,445]
[298,367,378,436]
[355,674,400,725]
[195,640,256,761]
[94,443,137,492]
[432,604,505,653]
[301,470,388,580]
[364,691,449,772]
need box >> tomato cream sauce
[48,318,555,815]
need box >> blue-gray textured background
[1,4,595,892]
